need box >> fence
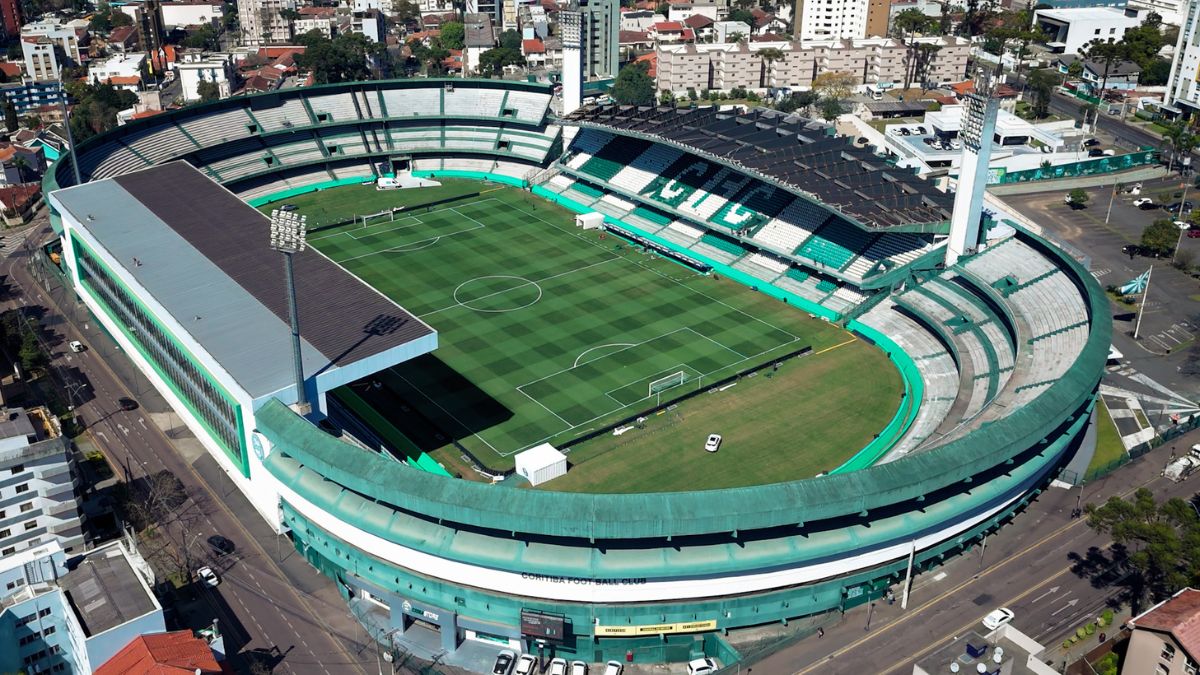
[991,150,1159,185]
[1082,412,1200,483]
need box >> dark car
[1083,138,1101,147]
[1123,244,1144,257]
[1087,148,1105,157]
[1165,201,1195,213]
[207,535,235,557]
[118,397,138,411]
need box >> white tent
[515,443,567,486]
[576,212,604,230]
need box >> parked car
[1083,138,1101,147]
[704,434,723,453]
[899,128,911,136]
[549,658,569,675]
[602,662,623,675]
[195,566,220,588]
[68,340,85,353]
[982,607,1015,630]
[687,658,719,675]
[569,661,588,675]
[1134,198,1155,209]
[1189,228,1200,239]
[118,397,139,411]
[1165,201,1194,213]
[1087,148,1105,157]
[207,535,235,557]
[515,654,537,675]
[1102,148,1116,156]
[492,651,516,675]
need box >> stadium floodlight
[269,208,311,415]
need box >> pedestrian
[817,627,824,639]
[887,591,894,605]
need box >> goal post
[649,371,687,398]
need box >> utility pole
[901,540,916,609]
[1105,182,1120,224]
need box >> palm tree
[759,47,785,89]
[1162,120,1197,174]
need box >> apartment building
[1166,0,1200,118]
[796,0,870,41]
[1124,588,1200,675]
[0,407,83,557]
[658,36,968,93]
[237,0,298,46]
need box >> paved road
[1046,90,1169,154]
[751,433,1199,675]
[4,220,380,675]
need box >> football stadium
[42,79,1109,663]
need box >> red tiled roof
[104,75,142,85]
[130,109,165,120]
[935,95,958,105]
[522,38,545,54]
[0,62,20,77]
[108,25,136,43]
[653,21,684,32]
[682,14,713,28]
[298,6,335,16]
[634,51,656,77]
[1131,588,1200,661]
[949,80,975,94]
[751,32,787,41]
[0,183,41,212]
[619,30,650,43]
[94,631,223,675]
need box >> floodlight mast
[269,209,311,415]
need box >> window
[10,464,22,474]
[14,483,28,494]
[42,625,54,636]
[6,577,24,590]
[37,608,50,618]
[0,509,5,519]
[23,520,36,531]
[1163,643,1177,661]
[19,503,31,513]
[0,528,10,538]
[1185,657,1198,675]
[2,547,13,555]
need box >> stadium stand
[177,108,253,147]
[307,93,361,122]
[123,125,199,165]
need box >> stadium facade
[43,79,1109,662]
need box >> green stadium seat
[786,268,809,282]
[700,233,747,256]
[572,182,604,199]
[797,236,855,270]
[816,279,837,293]
[633,206,672,226]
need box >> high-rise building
[576,0,619,79]
[0,0,21,39]
[1166,0,1200,118]
[0,406,84,557]
[795,0,869,41]
[236,0,298,47]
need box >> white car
[549,658,568,675]
[68,340,85,353]
[704,434,722,453]
[982,607,1015,630]
[603,661,623,675]
[515,655,537,675]
[569,661,588,675]
[1176,220,1191,230]
[687,658,719,675]
[195,566,220,588]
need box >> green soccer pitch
[268,180,902,489]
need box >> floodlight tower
[269,209,311,415]
[561,10,583,116]
[945,89,999,267]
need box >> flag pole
[1133,265,1152,340]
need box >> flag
[1119,270,1150,295]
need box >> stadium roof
[563,105,954,229]
[50,162,434,399]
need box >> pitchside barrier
[303,191,483,233]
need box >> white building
[1034,7,1144,55]
[797,0,869,41]
[175,51,234,101]
[237,0,298,46]
[1128,0,1184,26]
[20,17,88,81]
[713,20,751,43]
[90,52,147,91]
[22,39,60,81]
[159,0,226,29]
[1166,0,1200,116]
[352,9,385,43]
[292,16,336,38]
[419,0,455,18]
[0,407,82,557]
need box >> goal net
[649,371,687,397]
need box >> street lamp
[268,209,310,415]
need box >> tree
[984,9,1045,87]
[65,82,137,143]
[195,80,220,103]
[1064,58,1084,85]
[1161,119,1198,174]
[660,89,676,105]
[440,21,465,50]
[1120,17,1165,68]
[892,8,939,88]
[812,71,856,101]
[759,47,784,88]
[610,61,655,105]
[776,89,818,114]
[478,47,523,76]
[729,8,754,25]
[1141,58,1172,86]
[21,114,40,130]
[3,100,16,132]
[499,29,522,51]
[1026,68,1058,119]
[1085,488,1200,610]
[1081,38,1129,93]
[296,31,376,84]
[1141,219,1182,256]
[1067,188,1088,208]
[818,96,843,121]
[183,24,222,51]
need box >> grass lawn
[300,180,894,489]
[1087,400,1128,478]
[257,181,484,228]
[544,338,900,493]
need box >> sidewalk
[989,166,1168,196]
